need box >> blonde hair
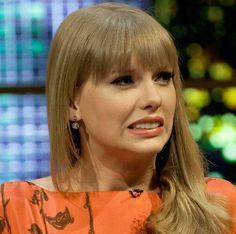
[46,2,233,233]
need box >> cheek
[79,91,130,129]
[169,95,176,116]
[163,85,176,107]
[163,87,176,123]
[93,89,136,117]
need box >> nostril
[139,86,162,110]
[144,104,159,111]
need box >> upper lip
[128,116,164,128]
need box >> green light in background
[222,113,236,126]
[0,26,13,38]
[16,42,23,54]
[2,4,13,18]
[18,2,45,20]
[183,88,210,109]
[209,132,223,149]
[186,43,203,57]
[31,22,43,36]
[0,109,17,125]
[0,61,6,73]
[171,25,187,39]
[198,115,214,133]
[212,115,222,128]
[219,0,235,6]
[211,87,223,102]
[208,171,224,179]
[0,7,4,20]
[0,27,5,38]
[154,0,176,27]
[186,43,208,79]
[190,123,203,141]
[187,106,200,122]
[209,125,236,149]
[31,40,45,55]
[222,143,236,163]
[223,87,236,109]
[0,94,17,107]
[208,62,233,81]
[15,3,21,17]
[206,6,224,23]
[31,2,45,19]
[188,57,206,79]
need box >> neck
[73,133,159,192]
[73,127,158,191]
[80,155,158,192]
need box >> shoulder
[0,176,55,201]
[0,179,58,219]
[30,176,56,192]
[0,181,36,218]
[0,181,40,204]
[205,177,236,198]
[0,179,64,233]
[0,180,32,195]
[205,177,236,226]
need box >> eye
[111,75,133,86]
[153,71,174,85]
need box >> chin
[136,144,165,155]
[128,143,165,156]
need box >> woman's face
[73,60,176,158]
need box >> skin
[68,60,177,192]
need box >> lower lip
[128,126,164,138]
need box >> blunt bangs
[70,5,179,84]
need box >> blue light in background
[0,94,49,182]
[0,0,152,182]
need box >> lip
[128,116,164,138]
[128,116,164,127]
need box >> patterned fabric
[0,178,235,233]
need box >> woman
[0,2,235,234]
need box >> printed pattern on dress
[0,183,75,234]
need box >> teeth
[132,122,161,129]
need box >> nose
[139,80,162,111]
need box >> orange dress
[0,178,235,234]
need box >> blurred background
[0,0,235,184]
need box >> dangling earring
[71,117,80,130]
[70,117,81,154]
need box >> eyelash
[111,76,133,86]
[154,72,174,84]
[111,72,174,86]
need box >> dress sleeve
[206,178,236,233]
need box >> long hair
[46,2,233,233]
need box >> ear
[69,98,82,121]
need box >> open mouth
[128,121,163,130]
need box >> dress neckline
[24,180,160,197]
